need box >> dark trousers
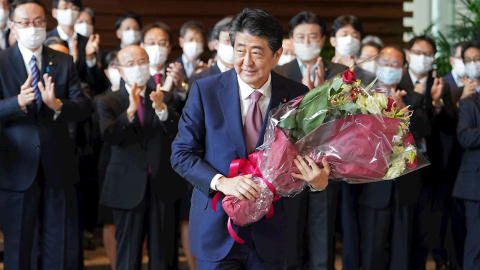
[359,189,413,270]
[112,182,175,270]
[339,183,360,270]
[0,169,78,270]
[307,180,340,270]
[463,200,480,270]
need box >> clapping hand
[17,74,35,109]
[38,74,62,111]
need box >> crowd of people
[0,0,479,270]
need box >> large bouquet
[216,62,429,240]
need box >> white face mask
[183,41,203,60]
[452,58,467,77]
[56,9,79,27]
[377,66,403,85]
[16,27,46,50]
[145,45,168,67]
[335,36,360,57]
[361,60,377,74]
[408,52,434,75]
[74,22,93,37]
[466,61,480,80]
[0,9,9,27]
[122,29,140,46]
[277,54,295,66]
[107,68,121,89]
[293,41,321,62]
[216,43,234,64]
[121,65,150,87]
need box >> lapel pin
[282,98,287,103]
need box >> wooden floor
[0,230,438,270]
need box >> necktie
[244,91,263,154]
[30,55,41,109]
[137,96,144,126]
[154,73,162,86]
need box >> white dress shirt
[216,60,231,73]
[182,54,200,78]
[210,74,272,190]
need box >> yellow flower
[383,157,406,179]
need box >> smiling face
[233,31,282,89]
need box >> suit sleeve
[171,81,220,196]
[55,55,92,122]
[457,98,480,149]
[96,95,138,145]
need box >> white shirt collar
[18,42,43,73]
[56,25,77,41]
[216,60,230,73]
[149,66,166,77]
[408,69,428,84]
[237,74,272,101]
[124,83,146,98]
[451,70,464,87]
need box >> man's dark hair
[115,11,142,31]
[140,21,173,44]
[212,16,233,41]
[10,0,46,21]
[406,35,437,55]
[229,8,283,55]
[82,7,95,25]
[52,0,82,10]
[330,15,363,38]
[288,11,326,38]
[358,41,383,58]
[450,41,469,56]
[179,20,205,39]
[43,36,69,48]
[461,41,480,60]
[382,45,407,67]
[104,51,118,67]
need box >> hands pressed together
[18,74,62,111]
[127,82,167,120]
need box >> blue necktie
[30,55,42,109]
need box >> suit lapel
[286,61,303,82]
[143,87,154,126]
[218,69,247,158]
[8,44,28,89]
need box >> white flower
[383,156,406,179]
[355,95,369,114]
[365,95,382,115]
[341,84,352,93]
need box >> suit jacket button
[35,145,40,149]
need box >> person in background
[444,42,469,90]
[0,0,11,50]
[273,11,347,270]
[452,40,480,270]
[44,36,69,54]
[277,37,295,66]
[330,15,363,67]
[114,11,142,50]
[361,34,384,48]
[357,41,382,74]
[74,7,94,38]
[175,20,206,78]
[0,1,91,269]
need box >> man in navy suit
[0,0,91,269]
[171,8,330,269]
[174,20,206,79]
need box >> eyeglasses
[377,59,403,68]
[119,59,149,68]
[13,19,47,28]
[464,56,480,64]
[409,50,434,57]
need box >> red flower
[386,97,397,112]
[402,132,415,146]
[406,156,418,169]
[341,69,356,84]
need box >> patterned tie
[137,96,144,126]
[30,55,41,109]
[244,91,263,154]
[154,73,162,86]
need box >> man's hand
[126,83,142,119]
[301,64,314,90]
[431,77,444,101]
[166,62,183,90]
[460,77,478,100]
[150,86,166,112]
[192,58,214,75]
[38,74,62,111]
[301,57,326,91]
[390,88,407,110]
[291,155,330,191]
[216,174,262,201]
[85,33,100,59]
[71,36,78,63]
[18,74,35,108]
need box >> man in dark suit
[96,45,183,270]
[175,20,206,79]
[188,16,234,85]
[273,11,347,270]
[0,1,91,269]
[171,8,330,269]
[443,42,469,90]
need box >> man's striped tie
[30,55,41,109]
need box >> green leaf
[338,103,360,115]
[277,115,297,130]
[296,84,329,137]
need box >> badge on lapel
[46,61,53,73]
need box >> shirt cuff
[86,57,97,68]
[308,184,325,192]
[155,106,168,121]
[210,174,224,191]
[53,109,61,120]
